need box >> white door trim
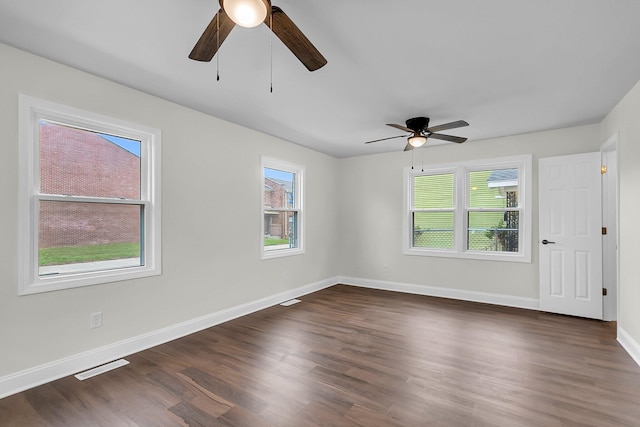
[601,133,619,321]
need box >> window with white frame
[404,154,531,262]
[261,158,303,259]
[18,95,161,295]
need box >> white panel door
[539,152,602,319]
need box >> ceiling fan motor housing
[406,117,429,132]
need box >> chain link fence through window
[413,228,518,252]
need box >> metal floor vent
[280,299,301,307]
[74,359,129,381]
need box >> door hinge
[603,288,608,296]
[601,165,607,174]
[602,227,607,235]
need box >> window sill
[261,247,305,260]
[19,264,161,295]
[404,247,531,263]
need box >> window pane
[39,120,141,199]
[412,212,454,249]
[39,201,142,275]
[468,211,519,252]
[469,168,518,208]
[264,211,298,252]
[413,173,454,209]
[264,167,295,209]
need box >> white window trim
[261,157,304,259]
[18,95,162,295]
[403,154,532,263]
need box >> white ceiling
[1,0,640,158]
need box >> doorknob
[541,239,556,245]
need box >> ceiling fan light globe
[408,135,427,147]
[223,0,268,28]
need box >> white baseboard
[617,327,640,367]
[337,276,540,311]
[0,278,335,399]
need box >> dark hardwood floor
[2,285,640,426]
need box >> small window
[404,155,531,262]
[19,95,161,294]
[261,158,303,259]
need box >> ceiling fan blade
[428,133,468,143]
[189,9,236,62]
[269,6,327,71]
[364,134,406,144]
[387,123,413,133]
[426,120,469,133]
[404,142,414,151]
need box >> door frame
[601,133,619,322]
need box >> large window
[404,155,531,262]
[261,158,303,259]
[18,95,161,294]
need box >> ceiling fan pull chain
[411,150,414,170]
[421,149,424,172]
[270,12,273,93]
[216,11,220,81]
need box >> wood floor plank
[217,405,274,427]
[0,393,48,427]
[180,367,268,414]
[169,401,226,427]
[344,404,405,427]
[2,284,640,426]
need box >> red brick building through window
[39,122,141,249]
[263,177,293,239]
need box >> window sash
[38,119,143,200]
[412,211,456,250]
[412,172,455,210]
[35,121,151,201]
[466,168,520,209]
[37,200,145,275]
[466,210,521,253]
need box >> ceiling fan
[189,0,327,72]
[364,117,469,151]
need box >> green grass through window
[264,238,289,246]
[39,242,140,266]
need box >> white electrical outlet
[90,312,103,329]
[383,264,389,272]
[284,270,289,279]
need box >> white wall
[600,79,640,349]
[336,125,602,300]
[0,43,339,378]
